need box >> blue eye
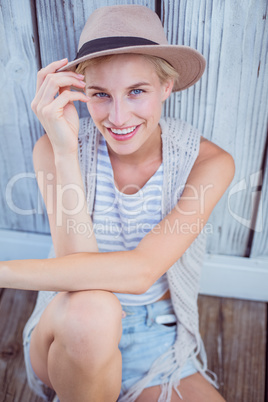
[130,89,144,95]
[95,92,109,98]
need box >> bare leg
[30,290,123,402]
[135,373,226,402]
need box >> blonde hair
[76,54,179,87]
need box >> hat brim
[58,45,206,92]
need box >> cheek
[87,102,106,121]
[134,97,162,118]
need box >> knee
[53,290,122,363]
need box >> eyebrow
[87,82,152,91]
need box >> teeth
[110,126,136,135]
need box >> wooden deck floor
[0,289,266,402]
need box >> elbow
[130,248,162,295]
[134,261,158,295]
[135,277,151,295]
[128,271,150,295]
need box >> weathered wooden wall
[162,0,268,256]
[0,0,267,259]
[0,0,48,232]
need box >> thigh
[136,373,226,402]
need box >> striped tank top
[92,135,169,305]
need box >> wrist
[54,150,79,167]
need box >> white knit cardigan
[23,116,217,401]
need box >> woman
[1,5,234,402]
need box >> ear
[161,79,174,102]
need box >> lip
[107,125,140,141]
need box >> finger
[58,75,85,95]
[32,75,85,114]
[36,69,85,101]
[53,90,90,108]
[41,74,86,102]
[59,85,86,94]
[41,90,90,119]
[59,85,71,95]
[36,58,69,93]
[35,72,85,105]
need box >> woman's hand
[31,59,89,157]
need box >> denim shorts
[118,298,197,398]
[24,298,197,400]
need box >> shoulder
[195,136,235,189]
[198,136,235,168]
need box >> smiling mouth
[110,126,137,135]
[107,125,140,142]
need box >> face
[84,54,173,162]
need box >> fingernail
[77,74,84,79]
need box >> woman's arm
[31,59,98,256]
[1,139,235,294]
[33,135,98,256]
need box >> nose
[108,98,130,127]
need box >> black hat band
[75,36,158,59]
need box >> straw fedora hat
[59,4,206,92]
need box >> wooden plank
[198,295,266,402]
[161,0,268,256]
[0,289,54,401]
[0,0,50,233]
